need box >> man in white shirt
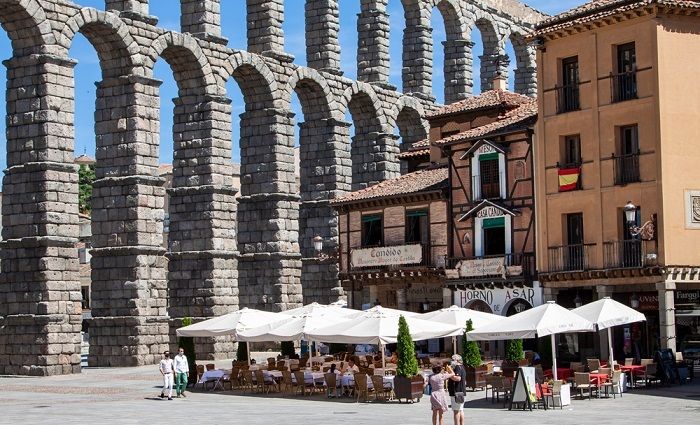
[174,347,190,398]
[159,351,175,400]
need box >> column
[88,75,168,367]
[443,40,474,103]
[246,0,292,61]
[0,54,82,376]
[237,108,302,312]
[305,0,341,74]
[357,0,391,87]
[299,119,350,304]
[402,23,434,101]
[479,53,509,92]
[180,0,228,45]
[106,0,155,23]
[167,96,238,359]
[657,280,677,351]
[351,132,400,190]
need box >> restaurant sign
[454,283,543,316]
[351,244,422,268]
[447,257,523,278]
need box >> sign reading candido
[351,244,422,268]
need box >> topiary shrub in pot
[393,315,424,403]
[462,319,486,390]
[178,317,198,385]
[502,339,525,377]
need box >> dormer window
[467,141,506,201]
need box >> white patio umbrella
[175,307,282,366]
[467,301,595,380]
[281,302,361,318]
[422,305,504,354]
[305,306,463,369]
[573,297,646,363]
[236,310,350,342]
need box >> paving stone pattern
[0,0,541,375]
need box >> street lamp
[311,235,338,261]
[623,201,656,241]
[313,235,324,253]
[574,292,583,308]
[422,298,430,312]
[630,293,640,309]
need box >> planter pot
[394,375,425,403]
[465,365,488,390]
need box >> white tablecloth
[198,369,225,384]
[265,370,325,384]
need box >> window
[563,135,581,166]
[558,56,580,113]
[614,42,637,102]
[482,217,506,256]
[565,213,585,270]
[615,125,640,185]
[479,154,501,199]
[620,207,642,267]
[405,210,429,244]
[361,214,383,247]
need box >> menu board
[510,367,536,411]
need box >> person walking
[159,351,175,400]
[447,354,467,425]
[174,347,190,398]
[429,364,455,425]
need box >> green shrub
[236,341,248,362]
[462,319,482,368]
[396,315,419,378]
[280,341,295,357]
[177,317,197,383]
[505,339,525,362]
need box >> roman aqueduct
[0,0,542,375]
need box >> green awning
[362,215,382,223]
[406,210,428,218]
[482,217,505,229]
[479,152,499,161]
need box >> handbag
[454,391,465,404]
[424,374,433,395]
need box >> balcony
[613,152,640,185]
[556,84,580,114]
[547,243,596,272]
[611,71,638,103]
[344,242,435,272]
[472,173,503,201]
[445,252,535,281]
[604,239,654,269]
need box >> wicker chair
[601,370,623,398]
[586,359,600,373]
[371,375,391,401]
[325,373,340,398]
[241,370,255,393]
[543,381,563,409]
[574,372,595,399]
[255,370,278,393]
[281,370,295,394]
[354,373,372,402]
[293,371,315,396]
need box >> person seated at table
[388,352,398,364]
[329,363,337,374]
[342,359,360,374]
[250,359,256,365]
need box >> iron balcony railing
[345,242,434,272]
[445,252,535,280]
[604,239,651,269]
[611,70,638,103]
[472,172,503,201]
[556,83,580,114]
[547,243,596,272]
[613,152,640,185]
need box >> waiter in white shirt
[159,351,175,400]
[173,347,190,398]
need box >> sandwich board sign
[509,367,537,411]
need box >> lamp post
[311,235,338,261]
[630,293,640,309]
[623,201,656,241]
[574,292,583,308]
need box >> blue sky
[0,0,579,169]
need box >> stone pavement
[0,362,698,425]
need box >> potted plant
[392,315,424,403]
[502,339,525,377]
[462,319,487,390]
[178,317,198,385]
[280,341,295,358]
[236,341,248,363]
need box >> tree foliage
[236,341,248,362]
[177,317,197,383]
[78,164,95,215]
[505,339,525,362]
[396,315,419,378]
[462,319,482,368]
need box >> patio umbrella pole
[381,343,386,370]
[452,336,457,355]
[607,327,614,365]
[550,334,558,381]
[247,341,251,367]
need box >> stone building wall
[0,0,542,375]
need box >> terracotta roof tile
[425,90,532,119]
[433,100,537,146]
[534,0,700,36]
[397,148,430,159]
[330,167,448,205]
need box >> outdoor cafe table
[620,365,645,388]
[198,369,228,390]
[589,373,609,390]
[545,368,573,382]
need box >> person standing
[159,351,175,401]
[174,347,189,398]
[447,354,467,425]
[429,364,455,425]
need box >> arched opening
[387,0,405,90]
[505,38,517,92]
[509,32,536,96]
[338,0,360,79]
[219,0,248,49]
[345,90,387,190]
[473,18,500,93]
[430,7,446,103]
[0,27,10,173]
[148,1,179,31]
[281,1,305,65]
[431,0,468,104]
[467,299,493,313]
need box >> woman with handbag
[428,364,455,425]
[447,354,467,425]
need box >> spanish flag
[558,167,581,192]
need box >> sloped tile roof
[432,100,537,146]
[534,0,700,36]
[397,148,430,159]
[425,90,533,119]
[330,166,448,205]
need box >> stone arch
[59,8,142,78]
[0,0,54,55]
[145,31,219,96]
[340,82,387,133]
[222,51,280,111]
[508,30,537,96]
[388,96,429,147]
[468,13,504,92]
[284,67,341,122]
[431,0,468,40]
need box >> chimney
[493,71,507,91]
